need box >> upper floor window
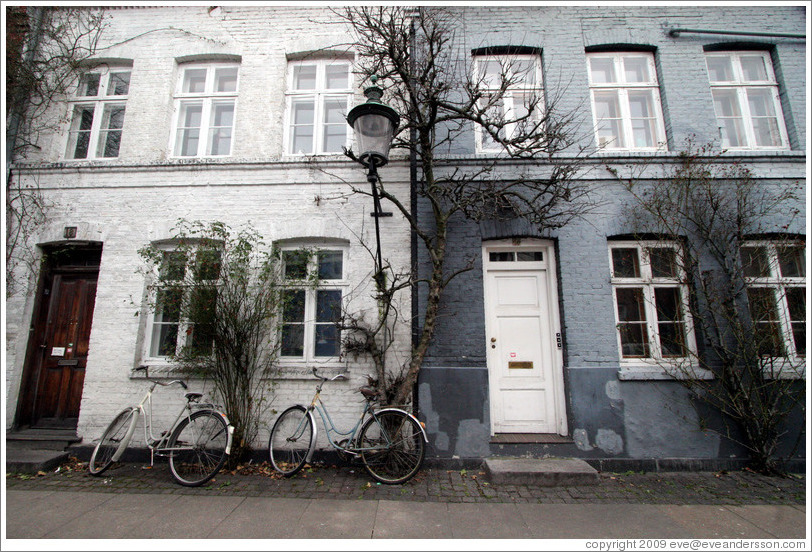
[587,52,666,151]
[609,241,695,362]
[741,239,805,360]
[705,51,789,150]
[172,63,239,157]
[145,245,221,360]
[280,247,346,362]
[285,59,352,155]
[473,54,543,152]
[66,69,130,159]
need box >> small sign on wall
[51,347,66,357]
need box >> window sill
[618,363,713,381]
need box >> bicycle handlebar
[136,366,188,389]
[312,367,347,382]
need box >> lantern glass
[352,112,396,167]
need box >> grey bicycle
[88,366,234,487]
[269,367,428,484]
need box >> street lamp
[346,76,400,290]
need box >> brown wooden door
[20,266,99,428]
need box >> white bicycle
[88,366,233,487]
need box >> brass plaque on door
[509,361,533,369]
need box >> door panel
[22,267,98,428]
[484,242,566,435]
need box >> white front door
[483,240,567,435]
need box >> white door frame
[482,238,568,436]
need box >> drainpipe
[668,28,806,39]
[409,10,420,416]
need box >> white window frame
[473,54,544,153]
[65,69,130,160]
[740,239,805,373]
[170,63,239,158]
[278,246,348,365]
[284,59,353,156]
[587,52,667,152]
[705,51,790,150]
[609,241,698,378]
[142,243,221,367]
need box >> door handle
[490,337,496,349]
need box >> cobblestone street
[6,457,806,505]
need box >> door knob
[490,337,496,349]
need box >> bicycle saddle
[185,392,203,402]
[359,386,377,400]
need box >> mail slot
[508,361,533,369]
[57,359,80,367]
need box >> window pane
[283,250,309,280]
[208,102,234,155]
[611,248,640,278]
[628,91,656,147]
[480,60,503,87]
[195,248,221,281]
[489,252,514,262]
[741,246,771,277]
[283,289,305,323]
[777,245,805,278]
[160,251,187,280]
[623,56,650,83]
[293,64,317,90]
[176,103,202,156]
[291,100,315,153]
[108,72,130,96]
[589,57,616,84]
[325,63,349,89]
[318,250,343,280]
[656,287,687,358]
[314,324,339,357]
[512,58,537,86]
[79,73,100,96]
[516,251,544,262]
[316,290,342,323]
[189,287,216,355]
[151,322,179,357]
[215,67,238,92]
[155,287,183,323]
[68,106,95,159]
[747,288,784,356]
[616,288,646,321]
[616,288,649,357]
[706,56,734,82]
[649,247,677,278]
[712,89,746,148]
[746,88,781,147]
[786,287,806,356]
[97,105,125,158]
[593,91,624,148]
[281,325,304,357]
[323,98,348,152]
[740,55,768,81]
[183,68,207,93]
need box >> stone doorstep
[5,449,70,474]
[483,457,600,486]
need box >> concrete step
[6,428,81,451]
[5,448,71,474]
[483,457,599,486]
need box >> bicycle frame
[297,378,428,463]
[111,379,231,466]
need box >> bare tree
[333,7,597,406]
[6,6,106,295]
[611,140,805,474]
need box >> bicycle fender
[298,404,318,464]
[112,408,139,462]
[216,411,235,456]
[376,408,429,443]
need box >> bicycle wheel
[359,409,425,485]
[168,409,229,487]
[269,405,314,476]
[88,408,137,475]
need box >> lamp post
[346,76,400,291]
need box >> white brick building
[6,6,412,449]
